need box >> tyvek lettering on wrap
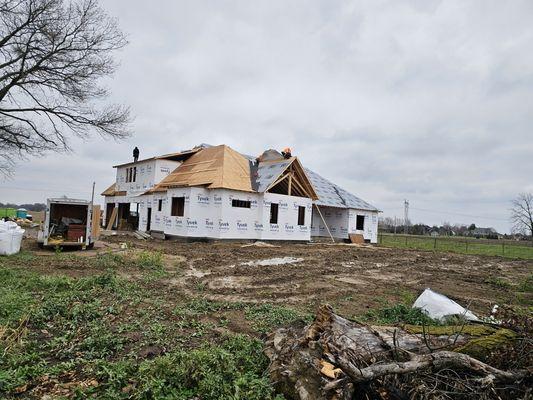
[219,220,230,233]
[285,223,294,234]
[186,218,198,229]
[270,223,279,232]
[197,194,209,206]
[236,221,248,231]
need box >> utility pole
[404,199,409,234]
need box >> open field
[1,236,531,399]
[0,208,16,218]
[380,233,533,260]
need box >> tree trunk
[265,305,530,400]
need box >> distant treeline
[0,202,46,211]
[379,218,502,239]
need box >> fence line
[378,233,533,259]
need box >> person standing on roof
[281,147,292,159]
[133,146,139,162]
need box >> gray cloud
[3,0,533,233]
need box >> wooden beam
[288,172,293,195]
[291,176,312,198]
[267,171,290,191]
[92,205,101,239]
[106,206,118,230]
[314,204,335,243]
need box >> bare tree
[511,193,533,241]
[0,0,130,175]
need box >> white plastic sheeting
[0,221,25,255]
[413,288,478,321]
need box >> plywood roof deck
[153,145,254,193]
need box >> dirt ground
[23,233,531,319]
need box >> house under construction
[102,144,379,242]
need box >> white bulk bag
[0,221,25,255]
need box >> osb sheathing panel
[101,182,127,197]
[101,183,117,196]
[156,145,253,192]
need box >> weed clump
[245,303,312,334]
[87,335,283,400]
[362,302,438,325]
[135,250,164,270]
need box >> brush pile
[265,305,531,399]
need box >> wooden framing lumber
[269,171,291,189]
[314,204,335,243]
[288,171,293,195]
[106,207,118,231]
[92,205,101,239]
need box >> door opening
[146,208,152,231]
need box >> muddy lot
[27,235,531,318]
[2,235,531,398]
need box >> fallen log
[265,305,531,400]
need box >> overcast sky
[2,0,533,233]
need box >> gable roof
[305,168,378,211]
[253,158,292,192]
[153,145,254,192]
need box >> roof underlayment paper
[304,168,378,211]
[253,160,292,192]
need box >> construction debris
[241,241,279,248]
[241,257,304,266]
[265,305,530,400]
[133,230,152,240]
[413,288,479,321]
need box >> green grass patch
[518,275,533,293]
[379,233,533,260]
[0,208,16,218]
[244,303,312,334]
[485,276,512,289]
[174,298,311,334]
[361,301,438,325]
[82,335,283,400]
